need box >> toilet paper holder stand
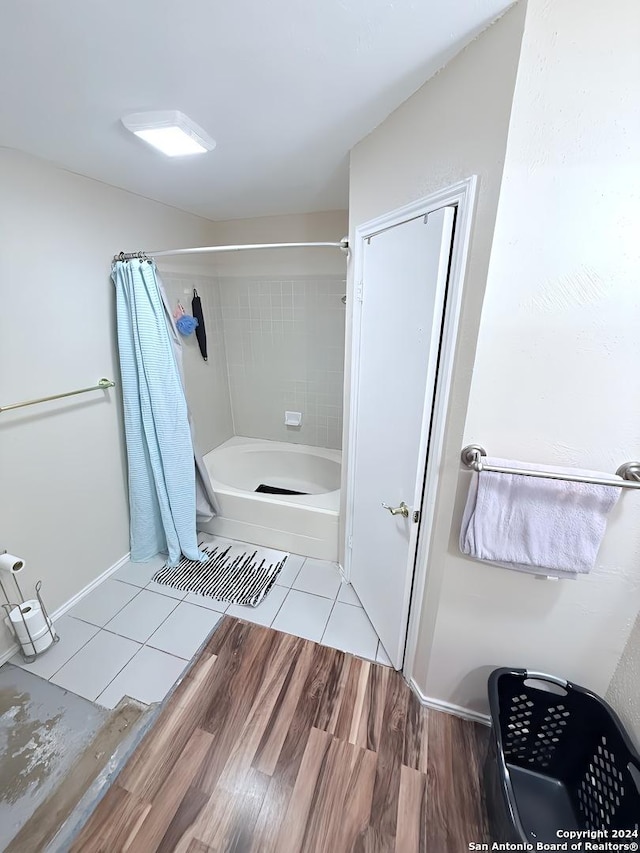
[0,560,58,663]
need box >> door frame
[344,176,478,676]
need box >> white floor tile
[67,579,139,627]
[321,603,379,662]
[104,589,179,643]
[337,583,361,606]
[198,533,236,550]
[113,555,166,588]
[183,591,230,612]
[147,602,223,660]
[292,559,341,600]
[9,616,99,680]
[226,584,289,627]
[145,580,188,601]
[376,642,393,668]
[275,553,305,588]
[50,631,141,701]
[96,646,188,709]
[272,590,333,642]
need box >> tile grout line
[144,613,222,656]
[264,584,295,629]
[54,629,142,706]
[18,547,303,692]
[94,637,148,706]
[79,582,145,630]
[94,589,192,705]
[319,589,342,645]
[95,640,190,707]
[99,590,182,647]
[57,585,185,704]
[143,598,226,658]
[103,629,190,663]
[56,552,358,702]
[45,586,146,683]
[19,616,99,682]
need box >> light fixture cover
[121,110,216,156]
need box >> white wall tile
[157,273,345,451]
[219,276,346,449]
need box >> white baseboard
[50,552,131,621]
[409,677,491,726]
[0,551,130,667]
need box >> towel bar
[460,445,640,490]
[0,378,115,414]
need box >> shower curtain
[112,258,217,566]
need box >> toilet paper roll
[4,614,56,655]
[7,600,50,644]
[0,553,25,574]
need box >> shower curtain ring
[118,251,126,262]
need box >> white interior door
[348,207,455,669]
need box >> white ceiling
[0,0,510,221]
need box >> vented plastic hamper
[485,668,640,843]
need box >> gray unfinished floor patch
[0,662,107,850]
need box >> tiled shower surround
[219,276,345,450]
[160,272,346,452]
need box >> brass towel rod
[0,379,115,414]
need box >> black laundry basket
[485,668,640,843]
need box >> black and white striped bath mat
[152,536,289,607]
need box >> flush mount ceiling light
[121,110,216,157]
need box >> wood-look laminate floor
[71,617,489,853]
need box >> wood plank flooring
[71,617,489,852]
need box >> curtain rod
[113,240,349,262]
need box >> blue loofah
[176,314,199,336]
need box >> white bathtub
[200,437,341,561]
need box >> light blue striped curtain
[112,259,206,566]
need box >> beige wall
[423,0,640,715]
[0,149,217,658]
[205,210,348,278]
[345,2,526,616]
[607,612,640,744]
[348,0,640,719]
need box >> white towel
[460,456,621,577]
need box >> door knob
[381,501,409,518]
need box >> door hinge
[413,510,420,524]
[356,281,364,302]
[347,535,353,549]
